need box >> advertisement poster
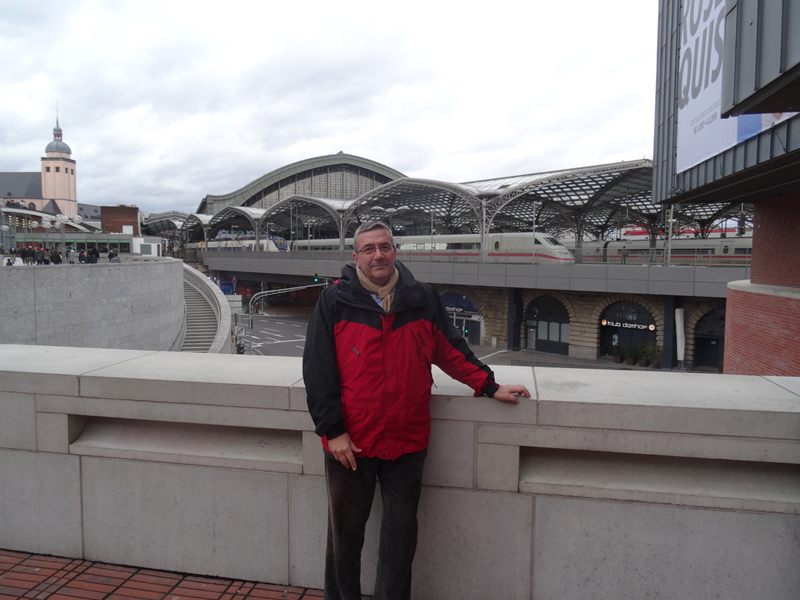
[675,0,795,173]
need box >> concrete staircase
[180,282,220,353]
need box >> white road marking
[267,339,306,344]
[478,350,509,360]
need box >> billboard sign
[676,0,795,173]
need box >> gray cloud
[0,0,657,215]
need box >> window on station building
[46,167,50,172]
[55,167,60,172]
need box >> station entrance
[694,308,725,369]
[440,292,482,345]
[599,301,657,356]
[526,296,570,355]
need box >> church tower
[41,119,78,217]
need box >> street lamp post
[55,214,83,256]
[371,205,409,235]
[31,214,83,262]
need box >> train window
[734,248,750,255]
[544,237,562,246]
[723,246,729,254]
[494,241,500,250]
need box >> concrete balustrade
[1,344,799,599]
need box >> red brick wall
[751,192,800,288]
[101,206,140,235]
[724,288,800,375]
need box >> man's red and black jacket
[302,261,499,460]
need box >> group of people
[1,245,103,266]
[2,199,31,209]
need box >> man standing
[303,221,530,600]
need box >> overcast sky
[0,1,658,215]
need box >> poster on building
[675,0,795,173]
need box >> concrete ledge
[728,278,800,300]
[0,346,158,395]
[535,367,800,439]
[478,423,800,464]
[35,395,313,430]
[519,448,800,514]
[70,418,303,473]
[79,353,303,408]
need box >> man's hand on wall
[492,384,531,404]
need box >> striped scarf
[357,266,399,313]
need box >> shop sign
[602,319,655,331]
[441,292,480,316]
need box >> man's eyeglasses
[356,243,394,256]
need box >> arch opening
[526,296,570,355]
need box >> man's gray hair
[353,221,394,251]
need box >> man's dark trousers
[324,450,426,600]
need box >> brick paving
[0,550,370,600]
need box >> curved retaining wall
[0,257,184,350]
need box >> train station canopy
[184,155,754,246]
[141,211,188,236]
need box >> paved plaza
[0,550,356,600]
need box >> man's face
[353,228,396,286]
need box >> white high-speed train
[187,237,288,252]
[561,236,753,265]
[290,232,576,264]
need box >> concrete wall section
[0,258,184,350]
[0,449,83,558]
[1,345,799,599]
[534,496,800,600]
[81,457,290,583]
